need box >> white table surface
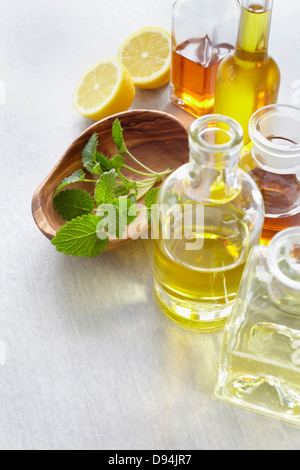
[1,0,300,450]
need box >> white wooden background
[1,0,300,450]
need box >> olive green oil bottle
[153,115,264,331]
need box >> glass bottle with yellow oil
[216,227,300,426]
[214,0,281,144]
[240,104,300,245]
[170,0,240,117]
[153,115,265,331]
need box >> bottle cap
[268,227,300,292]
[249,105,300,175]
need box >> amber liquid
[240,147,300,245]
[250,169,300,245]
[171,37,234,117]
[214,4,281,144]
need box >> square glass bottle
[216,228,300,425]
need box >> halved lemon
[118,27,171,89]
[72,58,135,121]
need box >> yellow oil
[217,305,300,423]
[214,4,280,144]
[217,346,300,423]
[154,204,250,331]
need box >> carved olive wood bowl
[32,109,189,252]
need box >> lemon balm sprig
[74,119,172,200]
[111,119,172,178]
[53,118,172,209]
[78,119,172,181]
[51,119,171,257]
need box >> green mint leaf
[114,197,137,223]
[115,200,129,239]
[111,154,125,170]
[115,184,130,198]
[131,181,138,197]
[82,133,98,172]
[145,187,159,224]
[95,152,114,172]
[55,169,85,195]
[117,170,138,196]
[96,197,137,240]
[114,197,137,239]
[90,162,103,176]
[83,162,95,174]
[126,203,137,226]
[94,169,117,206]
[97,203,119,239]
[112,119,127,154]
[53,189,95,221]
[51,214,109,258]
[145,187,159,208]
[116,169,131,186]
[128,193,137,204]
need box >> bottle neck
[186,116,243,204]
[235,1,273,61]
[187,153,240,204]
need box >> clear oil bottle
[214,0,281,144]
[153,115,264,331]
[216,228,300,425]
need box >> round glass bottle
[216,227,300,425]
[171,0,240,117]
[153,115,265,331]
[240,104,300,245]
[214,0,281,144]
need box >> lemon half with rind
[118,27,171,89]
[72,58,135,121]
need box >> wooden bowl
[32,109,189,251]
